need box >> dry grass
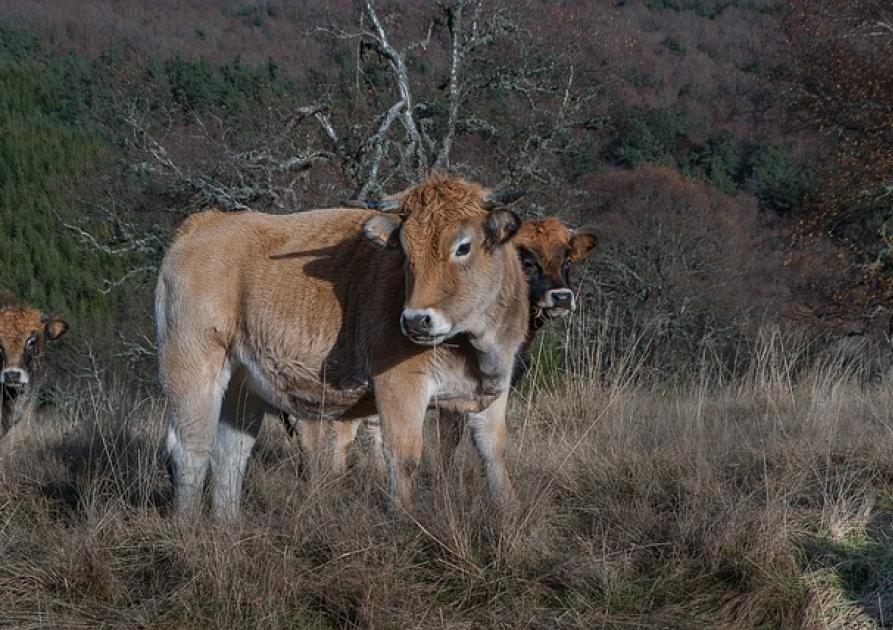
[2,332,893,628]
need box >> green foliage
[609,108,691,168]
[162,53,299,115]
[747,144,810,212]
[661,36,687,56]
[517,328,565,394]
[682,131,746,195]
[563,142,601,182]
[609,108,809,210]
[0,27,127,322]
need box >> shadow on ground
[801,503,893,628]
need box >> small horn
[482,189,526,209]
[374,198,401,212]
[341,198,374,209]
[340,198,401,212]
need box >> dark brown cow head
[512,218,597,320]
[362,173,523,345]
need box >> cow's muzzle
[0,368,29,388]
[537,289,575,318]
[401,308,450,345]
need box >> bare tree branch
[360,99,406,197]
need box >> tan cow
[156,173,528,520]
[0,293,69,438]
[295,217,598,474]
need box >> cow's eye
[520,252,540,273]
[454,240,472,258]
[26,334,36,350]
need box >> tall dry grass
[2,327,893,628]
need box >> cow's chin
[539,306,571,320]
[0,382,25,395]
[405,333,449,346]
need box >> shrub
[608,108,691,168]
[577,165,790,377]
[682,130,746,195]
[746,144,811,212]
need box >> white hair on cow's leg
[164,350,232,522]
[468,390,514,507]
[210,374,265,522]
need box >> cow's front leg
[471,339,513,397]
[375,376,429,512]
[468,390,514,508]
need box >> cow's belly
[234,346,370,420]
[427,366,497,414]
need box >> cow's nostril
[552,290,573,306]
[402,312,432,335]
[2,370,21,384]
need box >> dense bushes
[578,166,790,377]
[608,107,810,211]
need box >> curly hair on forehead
[398,171,489,222]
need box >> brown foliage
[786,0,893,311]
[575,166,792,373]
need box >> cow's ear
[363,214,402,249]
[484,209,521,247]
[44,316,69,341]
[569,227,598,262]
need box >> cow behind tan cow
[156,173,529,520]
[0,293,69,438]
[294,217,599,474]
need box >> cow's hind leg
[297,419,328,477]
[468,390,514,507]
[210,372,265,522]
[164,348,231,522]
[332,419,362,475]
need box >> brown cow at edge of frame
[155,173,529,521]
[295,217,599,476]
[0,293,69,440]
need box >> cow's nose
[401,312,432,336]
[2,369,21,385]
[551,289,574,309]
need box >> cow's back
[156,208,407,415]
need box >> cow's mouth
[537,305,572,320]
[405,333,448,346]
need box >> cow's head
[362,174,523,345]
[512,218,597,319]
[0,296,68,392]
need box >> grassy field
[2,332,893,628]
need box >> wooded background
[1,0,890,383]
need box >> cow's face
[363,175,522,345]
[513,218,597,319]
[0,305,68,391]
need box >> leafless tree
[70,0,604,294]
